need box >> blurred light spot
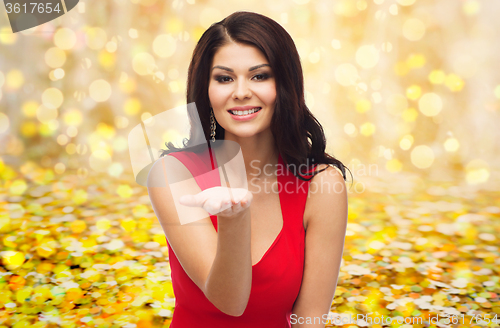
[105,41,117,53]
[124,98,141,115]
[54,28,77,50]
[360,122,375,136]
[463,0,480,15]
[21,121,37,137]
[36,105,58,124]
[308,50,320,64]
[334,0,358,17]
[403,18,426,41]
[117,184,133,198]
[372,92,382,103]
[356,99,371,113]
[406,54,426,68]
[199,8,222,29]
[132,53,156,76]
[42,88,63,109]
[89,150,112,172]
[63,109,83,126]
[112,136,128,152]
[374,0,384,4]
[389,4,398,15]
[108,162,124,178]
[397,0,416,6]
[153,34,177,58]
[45,47,66,68]
[0,113,10,133]
[394,62,409,76]
[429,70,446,84]
[66,143,76,155]
[400,135,414,150]
[356,0,367,10]
[406,85,421,100]
[386,159,402,172]
[53,68,65,79]
[344,123,357,136]
[89,79,112,102]
[445,74,465,92]
[67,126,78,138]
[402,108,418,122]
[115,116,129,129]
[386,94,408,115]
[444,138,459,152]
[335,63,358,86]
[418,93,442,117]
[57,134,69,146]
[356,45,379,69]
[383,148,393,160]
[0,27,18,44]
[494,85,500,99]
[85,27,107,50]
[129,29,138,38]
[466,159,489,184]
[6,70,24,90]
[381,42,392,52]
[331,39,341,49]
[54,163,66,174]
[99,51,115,69]
[411,145,434,169]
[141,112,152,122]
[22,101,38,118]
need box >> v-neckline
[251,154,285,267]
[208,147,286,267]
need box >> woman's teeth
[230,107,261,116]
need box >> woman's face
[208,42,276,140]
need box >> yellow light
[411,145,434,169]
[402,18,426,41]
[406,85,421,100]
[444,138,459,152]
[124,98,141,115]
[41,88,63,109]
[394,62,409,76]
[418,93,442,117]
[402,108,418,122]
[399,135,413,150]
[85,27,107,50]
[356,45,379,69]
[54,28,77,50]
[335,64,358,86]
[63,109,83,126]
[406,54,426,68]
[465,159,490,184]
[386,159,402,173]
[445,74,465,92]
[44,47,67,68]
[356,99,372,113]
[0,113,10,134]
[6,70,24,90]
[89,79,112,102]
[429,70,446,84]
[360,122,376,136]
[153,34,177,58]
[0,27,17,44]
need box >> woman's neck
[224,130,278,180]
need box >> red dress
[163,147,313,327]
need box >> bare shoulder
[304,164,348,230]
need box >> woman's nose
[232,79,252,100]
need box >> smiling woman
[147,10,349,328]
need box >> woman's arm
[291,165,348,327]
[147,156,252,316]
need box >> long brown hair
[160,11,349,182]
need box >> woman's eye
[215,76,232,83]
[253,73,269,81]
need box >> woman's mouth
[228,107,262,121]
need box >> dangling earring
[210,108,216,143]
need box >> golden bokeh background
[0,0,499,327]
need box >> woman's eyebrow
[211,64,270,73]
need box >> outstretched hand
[179,186,253,218]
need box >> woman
[147,11,349,327]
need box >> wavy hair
[160,11,349,182]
